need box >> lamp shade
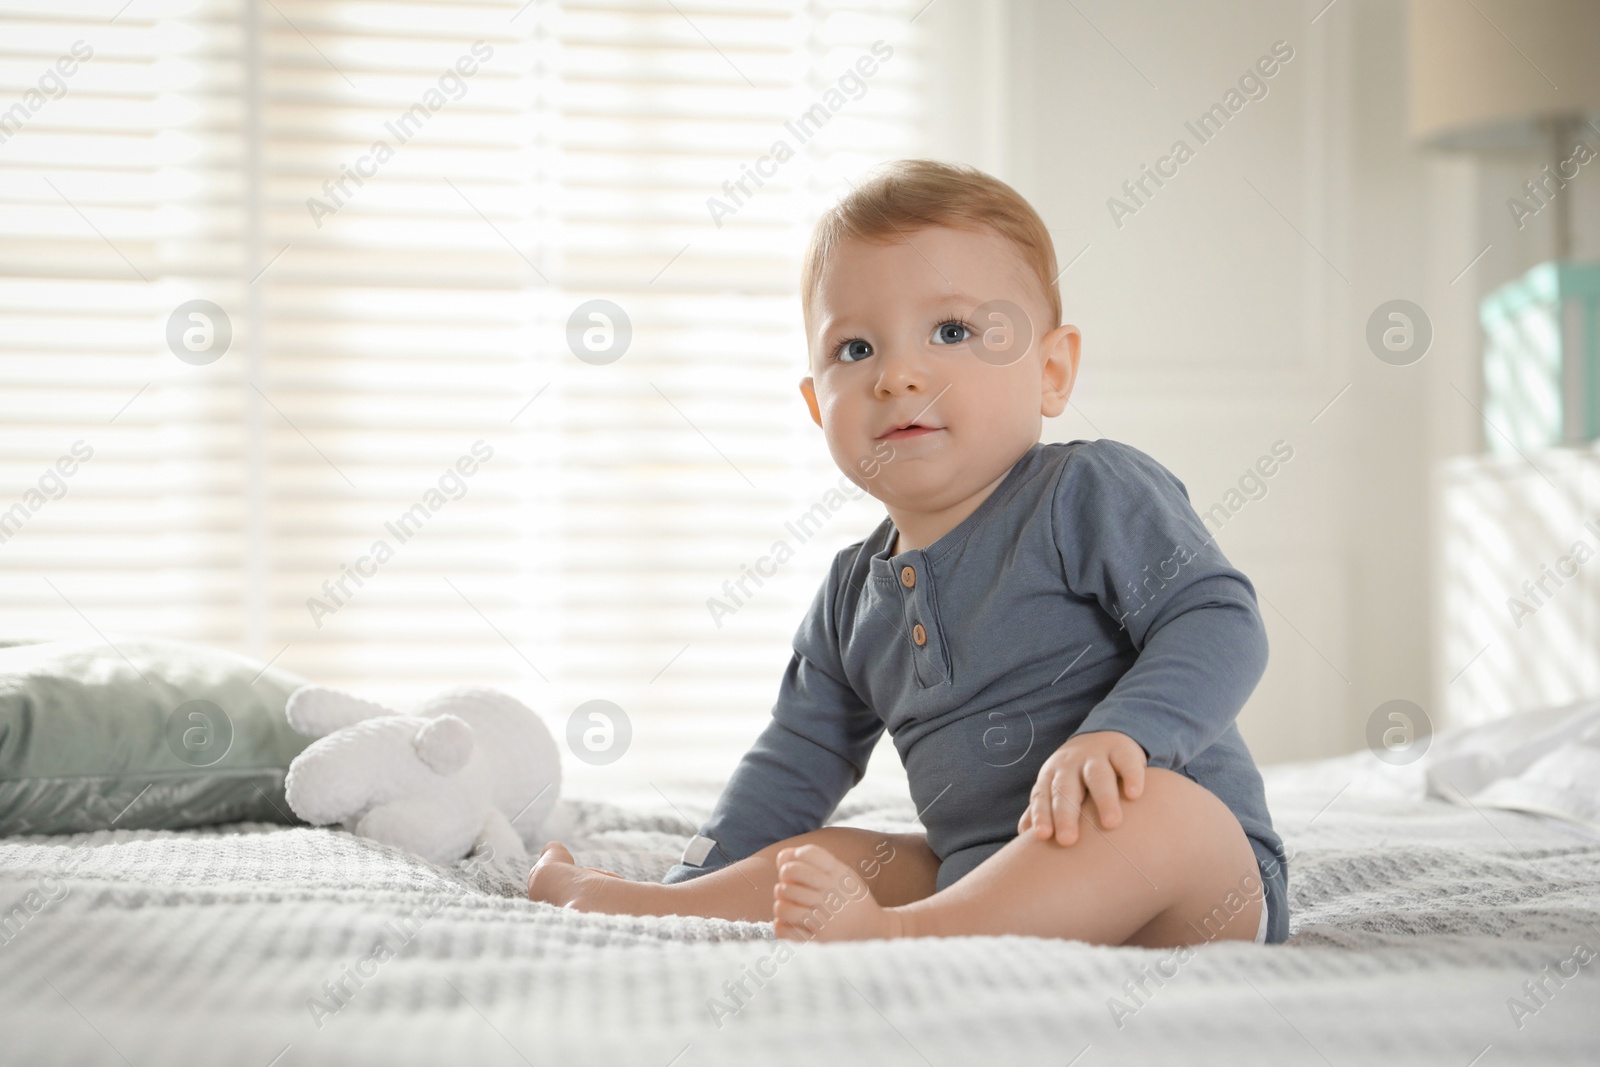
[1410,0,1600,150]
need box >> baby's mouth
[877,422,943,441]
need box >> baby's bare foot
[772,844,905,942]
[527,841,620,911]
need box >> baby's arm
[1031,440,1270,839]
[664,558,884,884]
[661,712,879,883]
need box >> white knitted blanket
[2,761,1597,1066]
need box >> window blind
[0,0,928,784]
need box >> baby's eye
[836,339,873,363]
[933,320,971,345]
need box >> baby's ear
[799,376,823,427]
[286,685,400,737]
[1038,323,1081,418]
[414,714,474,776]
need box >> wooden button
[912,623,927,646]
[900,565,916,588]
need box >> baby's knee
[1125,767,1230,828]
[1138,766,1197,799]
[1035,766,1233,859]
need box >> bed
[3,744,1598,1067]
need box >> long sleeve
[1055,440,1270,770]
[662,555,885,883]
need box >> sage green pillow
[0,636,313,835]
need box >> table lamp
[1409,0,1600,454]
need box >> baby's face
[800,224,1078,517]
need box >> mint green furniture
[1481,261,1600,454]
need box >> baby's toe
[783,844,851,882]
[528,843,582,903]
[773,896,824,928]
[537,841,575,865]
[773,877,826,908]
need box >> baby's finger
[1050,772,1084,846]
[1110,744,1146,800]
[1029,777,1054,839]
[1083,758,1123,830]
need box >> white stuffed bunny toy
[283,684,565,869]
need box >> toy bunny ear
[286,685,401,737]
[414,714,474,776]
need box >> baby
[529,159,1288,947]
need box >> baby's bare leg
[773,768,1263,945]
[528,825,937,924]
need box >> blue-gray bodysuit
[662,438,1289,943]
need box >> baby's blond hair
[800,159,1062,339]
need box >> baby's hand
[1016,730,1147,846]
